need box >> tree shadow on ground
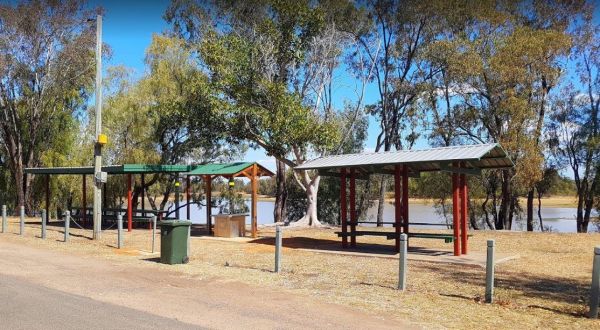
[249,236,453,257]
[416,262,589,309]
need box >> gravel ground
[2,216,598,329]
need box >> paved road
[0,239,409,329]
[0,274,200,330]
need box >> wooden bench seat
[336,231,397,239]
[336,231,471,244]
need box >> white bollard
[41,209,47,239]
[1,205,6,233]
[398,233,407,290]
[64,211,70,243]
[19,206,24,235]
[275,225,282,273]
[485,240,495,303]
[117,214,123,249]
[589,246,600,318]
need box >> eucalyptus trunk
[273,160,287,223]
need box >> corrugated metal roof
[294,143,514,176]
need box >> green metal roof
[25,164,195,175]
[24,162,275,177]
[185,162,274,177]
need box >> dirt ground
[1,216,599,329]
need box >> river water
[178,200,596,233]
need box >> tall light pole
[92,15,106,240]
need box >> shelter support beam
[452,169,461,256]
[460,173,468,254]
[350,169,356,248]
[402,165,409,235]
[82,175,87,226]
[141,174,145,218]
[127,174,132,232]
[340,168,347,248]
[394,165,402,252]
[186,175,191,220]
[45,175,50,220]
[251,164,258,238]
[205,175,212,235]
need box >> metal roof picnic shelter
[25,162,273,238]
[295,143,514,256]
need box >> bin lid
[159,220,192,227]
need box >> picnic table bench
[336,230,472,244]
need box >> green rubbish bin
[159,220,192,264]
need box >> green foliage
[0,0,97,211]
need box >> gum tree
[166,0,363,225]
[0,0,97,212]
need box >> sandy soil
[1,216,599,329]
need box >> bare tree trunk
[526,189,534,231]
[497,170,512,230]
[376,176,386,226]
[482,196,494,230]
[468,197,479,230]
[536,189,544,232]
[273,160,287,223]
[576,191,585,233]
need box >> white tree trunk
[290,174,322,227]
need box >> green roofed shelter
[25,162,274,237]
[24,164,194,175]
[184,162,274,238]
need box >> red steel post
[127,174,133,232]
[452,171,460,256]
[394,165,402,252]
[186,175,191,220]
[460,173,468,255]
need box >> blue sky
[88,0,598,174]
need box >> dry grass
[1,216,599,329]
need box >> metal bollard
[64,211,70,243]
[117,214,123,249]
[275,225,282,273]
[2,205,6,233]
[41,209,47,239]
[151,215,157,253]
[485,240,495,303]
[187,221,191,261]
[19,206,25,235]
[589,246,600,318]
[398,233,407,290]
